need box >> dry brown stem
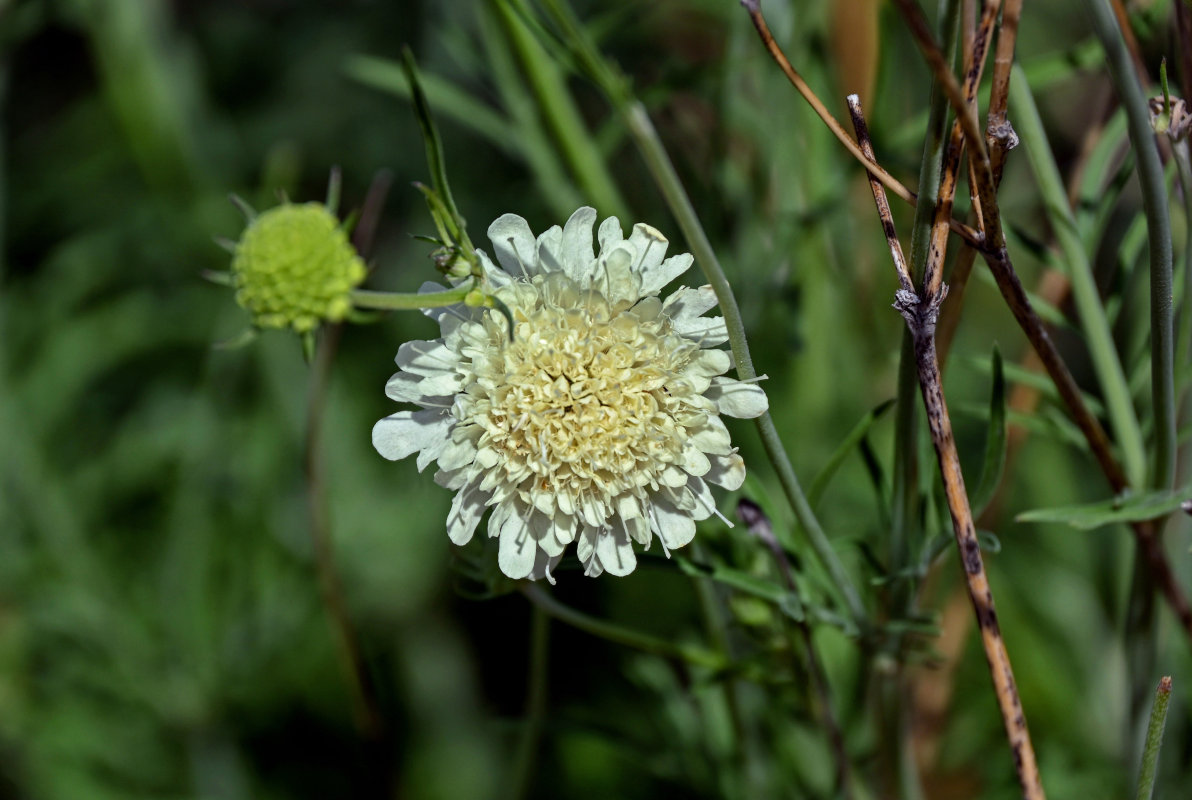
[849,94,1046,800]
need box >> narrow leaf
[809,398,895,508]
[1017,487,1192,530]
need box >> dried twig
[920,0,1000,299]
[849,94,1046,800]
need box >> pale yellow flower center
[459,273,702,516]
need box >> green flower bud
[231,202,367,333]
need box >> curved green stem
[1171,139,1192,404]
[350,286,471,311]
[521,584,725,669]
[620,99,869,631]
[531,0,868,631]
[1011,66,1148,488]
[1087,0,1176,490]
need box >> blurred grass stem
[1010,69,1147,488]
[1087,0,1176,491]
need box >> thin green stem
[1087,0,1177,490]
[1010,67,1148,488]
[350,286,472,311]
[622,100,869,631]
[1134,676,1173,800]
[520,585,725,669]
[494,0,630,221]
[510,604,550,800]
[533,0,869,631]
[1172,140,1192,402]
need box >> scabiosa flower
[373,207,767,581]
[231,201,367,333]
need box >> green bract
[231,202,366,332]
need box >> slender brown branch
[921,0,1001,299]
[892,0,992,171]
[934,226,979,365]
[849,96,1047,800]
[986,0,1022,182]
[849,95,913,293]
[740,0,985,249]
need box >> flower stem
[1087,0,1176,491]
[622,99,870,631]
[350,286,471,311]
[520,584,726,669]
[1134,676,1173,800]
[534,0,870,632]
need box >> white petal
[650,500,697,551]
[599,243,642,305]
[372,409,451,465]
[576,524,596,565]
[673,316,729,346]
[447,481,488,545]
[559,206,597,283]
[706,452,746,491]
[627,223,668,274]
[661,464,689,487]
[475,250,513,288]
[395,340,458,377]
[640,252,693,296]
[706,378,769,418]
[384,371,425,403]
[437,434,478,472]
[416,433,450,472]
[689,417,732,456]
[597,215,623,253]
[527,551,564,583]
[535,224,564,274]
[594,528,637,576]
[487,213,539,277]
[686,349,731,378]
[686,478,717,522]
[494,502,536,579]
[529,512,566,557]
[681,444,712,477]
[662,284,719,320]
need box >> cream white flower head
[373,207,768,582]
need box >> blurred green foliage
[1,0,1190,798]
